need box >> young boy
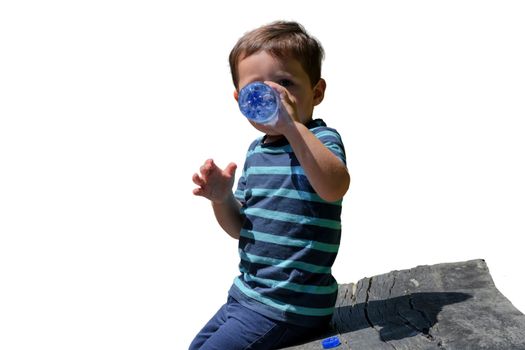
[190,21,350,349]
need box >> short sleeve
[312,127,347,166]
[234,138,260,205]
[234,169,247,204]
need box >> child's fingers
[263,80,296,120]
[264,81,291,101]
[200,158,217,179]
[192,173,207,197]
[192,187,204,196]
[200,164,211,179]
[192,173,205,186]
[224,162,237,177]
[200,164,209,176]
[264,80,285,94]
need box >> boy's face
[234,50,325,131]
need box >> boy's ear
[313,78,326,106]
[233,90,239,102]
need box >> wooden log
[283,259,525,350]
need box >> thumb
[224,162,237,177]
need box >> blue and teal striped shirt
[228,119,346,327]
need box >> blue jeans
[189,296,324,350]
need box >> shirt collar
[261,118,326,147]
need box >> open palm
[192,159,237,203]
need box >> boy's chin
[249,121,279,136]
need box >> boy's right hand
[192,159,237,203]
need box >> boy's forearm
[212,193,243,240]
[284,122,350,202]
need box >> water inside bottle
[238,82,279,124]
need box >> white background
[1,1,524,349]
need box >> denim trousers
[189,296,324,350]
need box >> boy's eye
[277,79,293,87]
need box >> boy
[190,21,350,349]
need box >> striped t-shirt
[228,118,346,328]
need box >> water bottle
[238,81,280,124]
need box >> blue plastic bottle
[238,81,280,124]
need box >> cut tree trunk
[283,259,525,350]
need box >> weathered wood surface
[283,259,525,350]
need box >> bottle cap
[321,336,341,349]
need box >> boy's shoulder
[307,119,343,137]
[247,136,264,151]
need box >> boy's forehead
[238,50,306,77]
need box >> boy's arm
[211,193,243,240]
[192,159,243,239]
[261,80,350,202]
[284,122,350,202]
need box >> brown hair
[229,21,324,89]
